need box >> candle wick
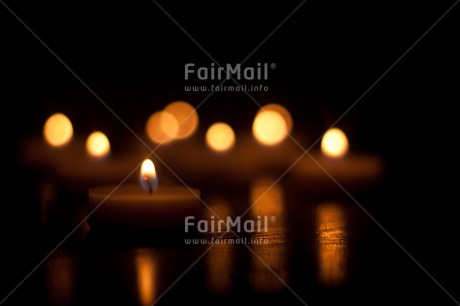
[148,181,153,194]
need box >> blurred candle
[206,122,235,152]
[321,128,349,158]
[146,111,179,145]
[43,113,73,147]
[164,101,199,140]
[86,131,110,158]
[253,108,288,146]
[291,128,383,190]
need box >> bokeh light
[252,110,287,146]
[164,101,199,140]
[259,104,293,133]
[321,128,349,158]
[86,131,110,158]
[206,122,235,152]
[43,113,73,147]
[145,111,179,144]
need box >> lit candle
[150,104,299,185]
[20,113,143,191]
[88,159,201,232]
[291,128,383,190]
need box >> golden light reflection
[164,101,199,140]
[145,111,179,144]
[250,178,287,293]
[86,131,110,158]
[205,122,235,152]
[250,177,285,219]
[316,203,348,287]
[321,128,349,158]
[136,250,157,306]
[46,252,75,306]
[43,113,73,147]
[252,110,288,146]
[206,198,234,295]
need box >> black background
[1,0,460,305]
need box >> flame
[316,203,348,286]
[164,101,199,140]
[206,122,235,152]
[136,251,157,306]
[86,131,110,158]
[139,159,158,193]
[145,111,179,144]
[43,113,73,147]
[252,110,288,146]
[321,128,349,158]
[259,104,293,133]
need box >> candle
[291,128,383,191]
[20,113,145,191]
[88,159,201,233]
[146,104,298,186]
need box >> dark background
[1,0,459,305]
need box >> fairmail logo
[184,215,274,233]
[184,63,275,81]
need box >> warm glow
[206,122,235,152]
[86,131,110,158]
[321,128,349,158]
[136,251,157,306]
[317,203,348,286]
[259,104,293,133]
[145,111,179,144]
[140,159,158,193]
[252,110,287,146]
[164,101,199,140]
[206,199,234,295]
[43,113,73,147]
[249,177,287,293]
[250,177,285,219]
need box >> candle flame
[321,128,349,158]
[164,101,199,140]
[206,122,235,152]
[86,131,110,158]
[43,113,73,147]
[140,159,158,194]
[252,109,288,146]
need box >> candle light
[86,131,111,159]
[205,122,235,152]
[88,159,201,233]
[43,113,74,147]
[291,128,383,191]
[148,104,300,186]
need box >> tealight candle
[291,128,383,190]
[88,159,201,233]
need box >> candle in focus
[88,159,201,233]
